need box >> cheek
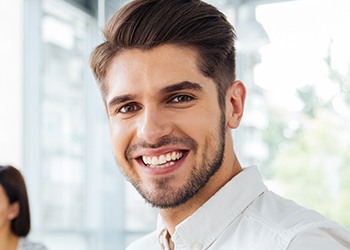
[0,208,9,221]
[176,110,219,142]
[109,120,132,158]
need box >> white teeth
[171,152,177,160]
[142,151,183,168]
[151,156,158,165]
[159,155,166,164]
[166,153,171,161]
[142,156,148,164]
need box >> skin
[0,185,19,250]
[104,44,246,234]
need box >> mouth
[138,150,187,169]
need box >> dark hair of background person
[0,165,31,236]
[89,0,236,111]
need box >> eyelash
[115,94,194,115]
[118,102,141,114]
[169,94,194,103]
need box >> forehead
[108,44,200,73]
[104,45,206,98]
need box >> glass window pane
[251,0,350,227]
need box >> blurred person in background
[0,165,48,250]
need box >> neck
[160,140,242,235]
[0,228,19,250]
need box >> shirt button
[192,242,202,250]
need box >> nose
[136,106,172,144]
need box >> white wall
[0,1,23,168]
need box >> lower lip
[138,151,188,176]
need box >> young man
[89,0,350,249]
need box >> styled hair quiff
[89,0,236,108]
[0,165,31,236]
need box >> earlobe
[226,80,246,129]
[8,202,20,220]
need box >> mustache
[126,135,198,160]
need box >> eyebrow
[160,81,203,95]
[107,94,136,110]
[107,81,203,110]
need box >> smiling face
[105,45,236,208]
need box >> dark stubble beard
[119,113,226,209]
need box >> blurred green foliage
[262,42,350,227]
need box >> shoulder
[246,190,327,228]
[126,231,160,250]
[18,237,48,250]
[244,190,350,248]
[287,222,350,250]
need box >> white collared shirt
[126,166,350,250]
[17,237,48,250]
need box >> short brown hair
[0,165,31,236]
[89,0,236,109]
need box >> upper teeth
[142,151,183,166]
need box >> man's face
[104,45,228,208]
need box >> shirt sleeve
[287,224,350,250]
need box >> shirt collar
[157,166,267,249]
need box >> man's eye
[118,103,140,114]
[170,95,194,103]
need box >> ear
[226,80,246,129]
[8,201,20,220]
